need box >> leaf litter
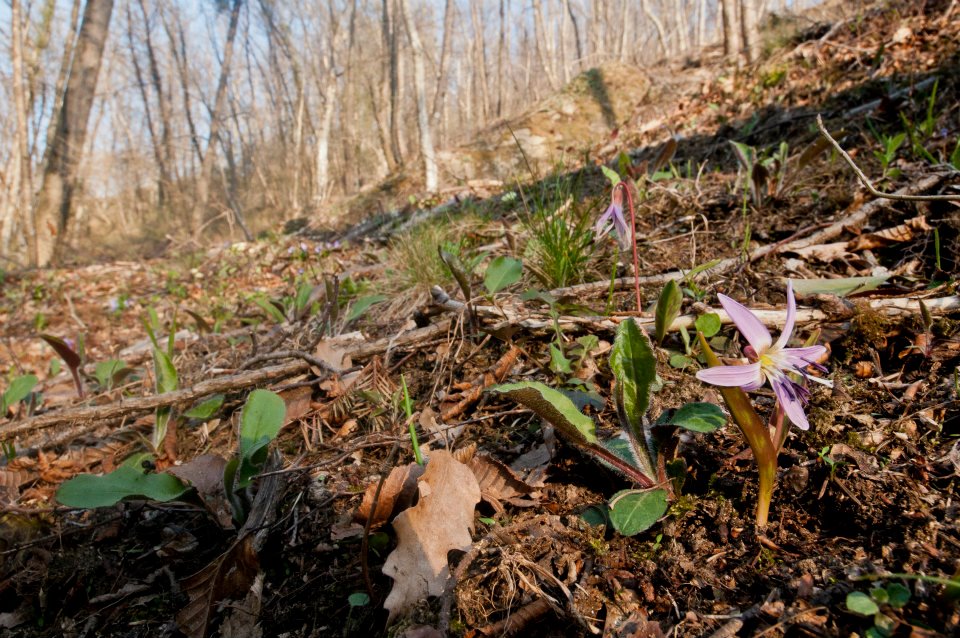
[1,1,960,636]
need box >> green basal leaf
[669,354,694,369]
[184,394,225,421]
[610,319,657,478]
[608,488,668,536]
[346,294,388,322]
[238,389,286,487]
[846,591,880,616]
[94,360,126,389]
[600,164,621,186]
[654,280,683,345]
[790,276,888,298]
[668,402,726,433]
[603,436,639,468]
[2,374,38,414]
[152,348,178,394]
[488,381,596,443]
[253,295,287,324]
[56,466,188,508]
[549,343,573,374]
[694,313,721,339]
[484,256,523,295]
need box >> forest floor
[2,1,960,637]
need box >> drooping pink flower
[696,281,831,430]
[594,186,628,240]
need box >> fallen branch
[3,319,456,444]
[547,171,951,300]
[816,114,960,202]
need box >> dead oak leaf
[382,450,480,622]
[354,462,425,528]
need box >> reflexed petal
[771,377,809,430]
[718,294,772,353]
[696,362,763,387]
[774,280,797,350]
[612,206,629,238]
[594,208,614,239]
[779,345,826,369]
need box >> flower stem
[698,332,778,529]
[617,182,643,314]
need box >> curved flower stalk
[596,182,643,314]
[695,281,831,529]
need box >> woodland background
[0,0,809,267]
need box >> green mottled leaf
[654,280,683,345]
[608,488,668,536]
[489,381,596,443]
[610,319,657,479]
[669,402,726,433]
[694,313,722,338]
[56,466,188,508]
[153,348,178,394]
[484,256,523,295]
[2,374,38,414]
[347,294,388,322]
[549,343,573,374]
[184,394,225,421]
[846,591,879,616]
[238,389,286,487]
[94,360,126,390]
[348,593,370,607]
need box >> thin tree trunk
[10,0,36,262]
[470,0,489,121]
[139,0,177,204]
[673,0,689,55]
[532,0,558,90]
[33,0,114,266]
[383,0,403,167]
[641,0,669,58]
[720,0,739,59]
[739,0,761,63]
[495,0,506,117]
[189,0,242,237]
[398,0,437,192]
[430,0,455,125]
[618,0,629,62]
[565,0,583,66]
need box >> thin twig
[816,114,960,202]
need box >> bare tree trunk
[720,0,738,59]
[532,0,558,90]
[739,0,761,63]
[470,0,490,121]
[383,0,403,168]
[673,0,689,55]
[431,0,455,125]
[641,0,669,58]
[618,0,629,62]
[33,0,114,266]
[398,0,437,192]
[139,0,176,205]
[189,0,242,237]
[495,0,506,118]
[9,0,36,262]
[565,0,583,67]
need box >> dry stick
[816,114,960,202]
[547,171,952,299]
[3,320,455,443]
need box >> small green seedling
[847,582,911,638]
[1,374,38,417]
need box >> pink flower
[696,281,831,430]
[595,187,628,240]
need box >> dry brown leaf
[466,454,537,513]
[382,449,481,622]
[313,331,365,372]
[169,454,233,528]
[176,536,260,638]
[354,462,425,528]
[846,215,932,251]
[279,385,313,422]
